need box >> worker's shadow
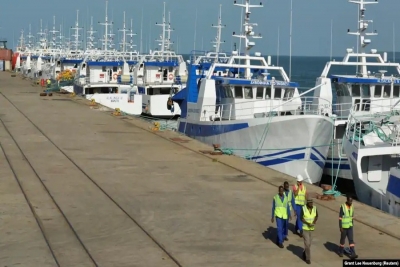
[286,244,304,260]
[262,226,278,246]
[324,241,339,254]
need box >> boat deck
[1,72,400,266]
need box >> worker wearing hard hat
[293,174,308,237]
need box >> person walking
[283,181,296,240]
[293,174,307,237]
[338,196,358,259]
[301,198,318,265]
[271,186,292,248]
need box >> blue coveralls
[284,189,296,238]
[272,195,291,244]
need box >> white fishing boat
[343,99,400,217]
[72,2,142,115]
[313,0,400,180]
[132,2,186,118]
[173,0,334,184]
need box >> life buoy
[113,73,118,80]
[168,73,174,80]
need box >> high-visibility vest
[285,190,293,209]
[341,204,354,229]
[302,206,317,231]
[274,194,288,219]
[294,185,306,206]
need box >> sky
[0,0,400,57]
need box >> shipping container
[5,60,11,71]
[0,49,12,61]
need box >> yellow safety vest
[274,194,288,220]
[285,190,293,209]
[302,206,317,231]
[294,185,306,206]
[341,204,354,229]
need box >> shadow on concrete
[286,244,304,260]
[324,241,339,254]
[288,222,297,235]
[262,226,278,247]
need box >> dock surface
[1,72,400,267]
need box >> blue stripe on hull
[312,147,326,160]
[251,147,305,160]
[310,153,324,169]
[388,175,400,198]
[324,162,351,170]
[257,153,305,166]
[179,122,249,137]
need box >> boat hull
[344,137,390,213]
[323,138,352,180]
[178,115,333,184]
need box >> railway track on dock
[0,92,182,267]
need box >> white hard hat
[296,174,303,182]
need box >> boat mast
[58,24,64,50]
[155,2,167,56]
[37,19,47,50]
[348,0,378,76]
[98,0,112,51]
[87,16,97,50]
[18,30,24,51]
[233,0,263,79]
[126,18,137,52]
[165,12,174,51]
[48,16,59,49]
[119,11,128,52]
[212,4,225,60]
[27,24,34,49]
[71,10,83,51]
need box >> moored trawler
[173,0,334,184]
[312,0,400,182]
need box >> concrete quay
[0,72,399,267]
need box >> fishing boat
[173,0,334,184]
[132,2,186,118]
[72,3,142,115]
[343,99,400,217]
[313,0,400,180]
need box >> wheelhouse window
[394,85,400,98]
[265,87,271,99]
[256,87,264,99]
[383,85,391,97]
[274,88,282,99]
[374,85,382,97]
[224,86,233,98]
[351,84,361,97]
[244,86,253,99]
[361,84,370,97]
[283,88,295,100]
[113,66,118,72]
[102,66,106,72]
[234,86,243,98]
[335,83,351,96]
